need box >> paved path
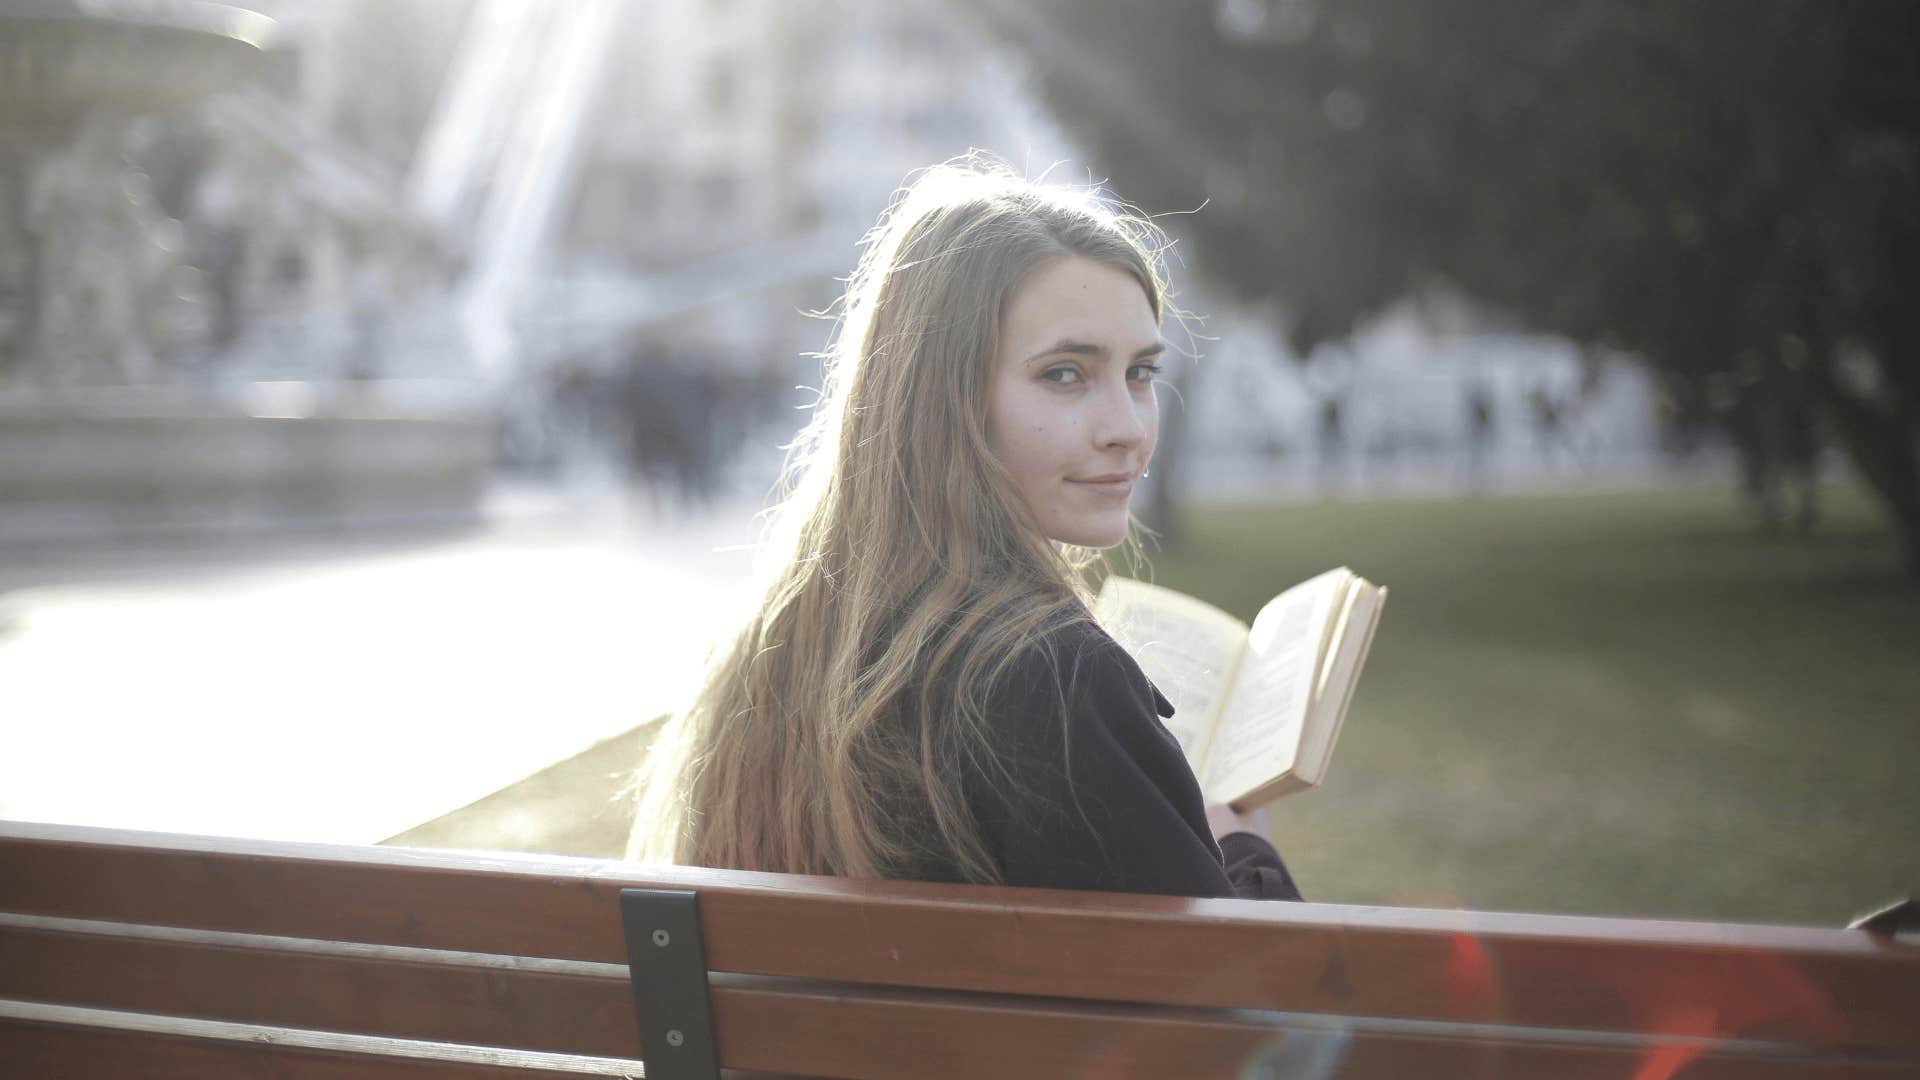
[0,486,761,846]
[0,463,1726,853]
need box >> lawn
[1136,482,1919,926]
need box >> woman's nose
[1092,378,1150,449]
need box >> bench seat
[3,820,1916,1078]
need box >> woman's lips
[1068,474,1136,496]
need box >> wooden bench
[3,820,1916,1078]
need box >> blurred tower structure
[203,0,473,386]
[0,2,504,542]
[0,1,281,389]
[0,0,472,390]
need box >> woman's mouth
[1068,473,1136,496]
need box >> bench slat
[0,916,643,1059]
[4,821,1916,1054]
[716,982,1920,1080]
[4,985,1908,1080]
[5,920,1912,1080]
[0,1005,633,1079]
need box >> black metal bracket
[620,888,720,1080]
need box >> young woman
[629,161,1301,900]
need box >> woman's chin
[1047,515,1133,549]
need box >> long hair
[628,159,1170,883]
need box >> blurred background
[1,0,1914,926]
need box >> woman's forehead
[1001,257,1161,357]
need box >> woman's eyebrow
[1025,339,1169,364]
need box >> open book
[1094,568,1386,811]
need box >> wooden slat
[0,915,642,1059]
[714,981,1920,1080]
[3,910,1911,1079]
[4,820,1918,1053]
[5,980,1911,1080]
[0,1005,634,1079]
[0,1023,557,1080]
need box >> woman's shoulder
[968,609,1228,898]
[987,610,1175,732]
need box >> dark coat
[920,616,1303,901]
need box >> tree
[974,0,1920,572]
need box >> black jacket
[938,616,1303,901]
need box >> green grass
[1140,483,1919,926]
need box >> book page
[1200,569,1351,803]
[1094,577,1249,767]
[1293,583,1385,786]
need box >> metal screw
[665,1029,685,1048]
[651,929,670,947]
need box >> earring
[1143,466,1151,479]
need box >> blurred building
[552,0,1072,370]
[1184,296,1666,499]
[0,2,488,543]
[2,0,1671,526]
[0,0,469,392]
[0,0,1077,531]
[525,0,1075,485]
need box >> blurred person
[628,159,1301,900]
[1304,349,1353,494]
[1724,355,1822,534]
[1462,382,1495,491]
[1315,392,1345,493]
[1528,384,1577,471]
[1778,390,1820,533]
[1653,377,1713,468]
[618,350,714,517]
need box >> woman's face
[986,255,1162,549]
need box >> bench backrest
[3,820,1916,1078]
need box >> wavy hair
[628,159,1170,882]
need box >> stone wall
[0,401,496,542]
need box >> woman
[629,160,1300,900]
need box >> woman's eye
[1128,362,1164,383]
[1040,365,1083,385]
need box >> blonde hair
[629,158,1170,883]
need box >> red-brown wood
[0,918,643,1058]
[708,978,1920,1080]
[6,976,1911,1080]
[3,820,1917,1061]
[0,1016,604,1079]
[0,919,1770,1080]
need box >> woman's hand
[1204,802,1270,842]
